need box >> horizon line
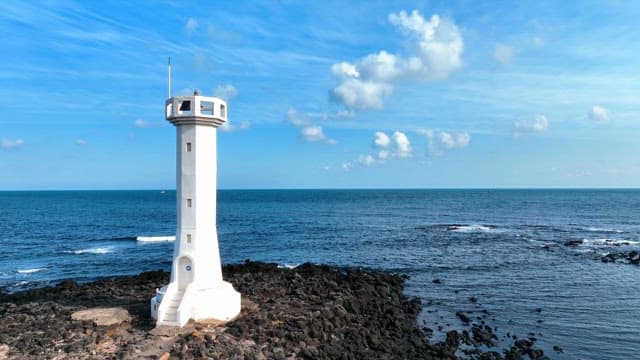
[1,186,639,192]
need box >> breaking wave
[136,235,176,242]
[68,247,114,255]
[417,224,503,233]
[584,227,624,234]
[447,224,501,233]
[16,268,45,274]
[278,263,301,269]
[582,238,639,247]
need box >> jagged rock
[456,311,471,324]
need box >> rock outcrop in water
[601,250,640,265]
[0,261,547,359]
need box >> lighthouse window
[186,234,192,244]
[220,104,226,118]
[186,142,192,152]
[200,101,214,116]
[187,198,192,208]
[179,101,191,111]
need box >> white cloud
[393,131,412,158]
[75,139,87,146]
[185,18,199,34]
[342,162,353,171]
[219,121,250,132]
[1,138,24,149]
[301,126,326,142]
[515,115,549,134]
[344,130,413,170]
[214,84,238,100]
[493,44,515,65]
[589,105,611,124]
[331,9,463,110]
[134,119,152,128]
[378,150,391,160]
[331,62,359,78]
[439,131,470,149]
[417,129,470,156]
[288,108,336,144]
[370,130,412,159]
[387,10,463,80]
[373,131,391,148]
[358,154,377,166]
[331,78,391,110]
[359,51,402,82]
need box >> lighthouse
[150,74,241,326]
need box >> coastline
[0,261,547,359]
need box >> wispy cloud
[219,121,250,132]
[493,44,515,65]
[75,139,88,146]
[331,9,463,110]
[133,119,165,129]
[185,18,199,34]
[134,119,152,128]
[1,138,24,149]
[287,108,311,127]
[214,84,238,100]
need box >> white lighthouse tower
[150,67,241,326]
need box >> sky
[1,0,639,190]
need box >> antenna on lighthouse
[167,57,172,98]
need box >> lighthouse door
[177,256,194,291]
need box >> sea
[0,189,639,359]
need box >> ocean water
[1,189,639,359]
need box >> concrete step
[158,290,186,325]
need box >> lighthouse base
[151,281,241,327]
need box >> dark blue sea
[1,189,639,359]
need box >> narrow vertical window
[186,142,192,152]
[186,234,192,244]
[187,198,192,208]
[220,104,226,118]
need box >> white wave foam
[278,263,301,269]
[17,268,45,274]
[581,238,639,247]
[449,224,501,233]
[136,235,176,242]
[585,227,624,233]
[71,247,114,255]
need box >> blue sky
[1,0,639,189]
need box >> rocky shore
[0,261,548,359]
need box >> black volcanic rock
[0,261,550,359]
